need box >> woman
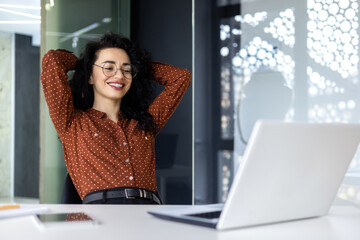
[41,32,191,204]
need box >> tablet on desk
[35,212,100,228]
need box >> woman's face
[89,48,133,104]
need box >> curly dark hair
[69,32,157,134]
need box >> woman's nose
[113,69,124,79]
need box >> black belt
[83,187,162,204]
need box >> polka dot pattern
[40,49,191,199]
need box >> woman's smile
[107,81,125,90]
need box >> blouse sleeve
[149,62,191,133]
[40,49,78,140]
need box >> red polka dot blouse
[40,49,191,199]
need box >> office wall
[193,0,221,204]
[0,32,13,198]
[131,0,192,204]
[14,34,40,198]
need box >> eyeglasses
[93,62,137,79]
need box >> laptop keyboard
[186,211,222,219]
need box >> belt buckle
[125,189,135,199]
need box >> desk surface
[1,202,360,240]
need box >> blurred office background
[0,0,359,206]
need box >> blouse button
[123,142,127,146]
[129,176,134,180]
[125,158,130,163]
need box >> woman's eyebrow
[102,60,131,66]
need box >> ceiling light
[0,7,41,20]
[0,4,41,10]
[0,20,41,24]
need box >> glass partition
[235,0,360,205]
[194,0,360,205]
[40,0,130,203]
[219,0,360,204]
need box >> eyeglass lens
[102,62,136,78]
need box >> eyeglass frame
[93,62,138,79]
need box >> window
[217,0,360,205]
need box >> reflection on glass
[66,212,94,222]
[233,37,295,87]
[218,0,360,202]
[218,150,233,203]
[220,13,239,140]
[338,184,360,205]
[264,9,295,47]
[236,12,267,27]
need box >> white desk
[0,202,360,240]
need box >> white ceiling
[0,0,41,46]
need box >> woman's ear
[89,76,94,85]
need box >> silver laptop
[148,120,360,230]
